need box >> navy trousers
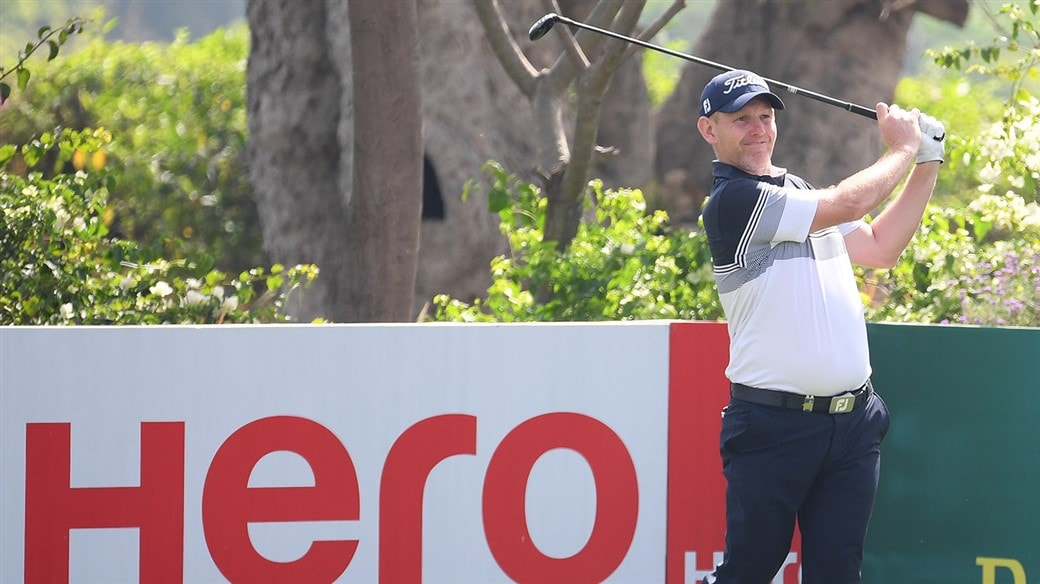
[705,390,891,584]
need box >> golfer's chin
[736,152,773,176]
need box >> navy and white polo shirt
[702,161,870,396]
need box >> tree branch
[547,1,645,247]
[589,0,645,90]
[625,0,685,62]
[542,0,590,71]
[472,0,539,97]
[544,0,623,91]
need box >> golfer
[695,69,943,583]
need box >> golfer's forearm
[811,147,916,232]
[862,162,940,263]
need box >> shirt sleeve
[838,219,866,236]
[763,183,818,244]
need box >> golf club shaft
[530,13,878,120]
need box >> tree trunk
[246,0,349,322]
[410,0,544,314]
[346,0,423,322]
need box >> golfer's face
[709,97,777,175]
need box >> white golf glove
[917,113,945,165]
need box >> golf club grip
[774,83,878,120]
[847,103,879,120]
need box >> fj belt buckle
[828,393,856,414]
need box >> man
[695,69,943,583]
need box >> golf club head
[528,13,560,41]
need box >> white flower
[119,276,133,291]
[184,290,206,305]
[222,295,239,312]
[53,208,71,231]
[60,303,74,320]
[150,281,174,297]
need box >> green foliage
[0,25,260,271]
[0,17,86,105]
[861,193,1040,326]
[1,127,317,325]
[925,1,1040,205]
[927,2,1039,94]
[642,37,689,107]
[433,162,722,322]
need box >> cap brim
[719,90,786,113]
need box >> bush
[1,128,316,325]
[432,162,722,322]
[861,192,1040,326]
[0,25,260,272]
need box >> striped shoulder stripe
[733,189,768,268]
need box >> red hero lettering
[24,422,185,583]
[23,412,639,582]
[483,413,639,584]
[379,414,477,582]
[202,415,360,582]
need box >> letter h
[24,422,185,583]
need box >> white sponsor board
[1,323,673,583]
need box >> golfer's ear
[697,116,717,144]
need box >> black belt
[731,380,873,414]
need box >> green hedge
[0,25,260,273]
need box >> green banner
[865,323,1040,584]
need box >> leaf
[0,144,16,166]
[488,187,509,213]
[16,67,30,90]
[973,219,993,241]
[0,83,9,104]
[37,26,52,38]
[47,41,59,61]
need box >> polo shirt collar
[712,160,788,186]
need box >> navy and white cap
[699,70,785,117]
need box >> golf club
[528,12,879,119]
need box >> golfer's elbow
[853,238,904,270]
[873,251,902,270]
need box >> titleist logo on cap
[700,69,783,116]
[722,73,768,95]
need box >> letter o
[482,413,638,583]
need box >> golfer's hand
[876,103,920,157]
[916,113,946,165]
